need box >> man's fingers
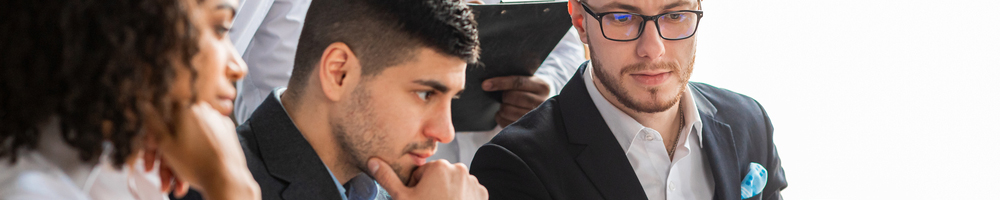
[407,162,430,187]
[495,110,519,128]
[368,158,406,196]
[497,104,532,123]
[502,91,545,110]
[482,76,549,94]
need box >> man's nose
[635,20,666,60]
[423,102,456,144]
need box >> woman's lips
[216,96,234,115]
[629,72,671,86]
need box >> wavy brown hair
[0,0,199,167]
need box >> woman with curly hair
[0,0,260,199]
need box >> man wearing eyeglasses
[469,0,787,199]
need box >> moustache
[402,139,437,154]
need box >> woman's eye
[215,25,231,37]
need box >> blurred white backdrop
[691,0,1000,199]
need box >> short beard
[333,82,380,180]
[591,56,694,113]
[333,81,438,184]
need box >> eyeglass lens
[601,12,699,40]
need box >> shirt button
[669,181,677,191]
[644,133,655,141]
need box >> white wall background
[691,0,1000,199]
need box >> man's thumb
[368,158,405,193]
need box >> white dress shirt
[0,118,166,200]
[582,62,715,200]
[229,0,586,165]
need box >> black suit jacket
[237,91,345,200]
[469,62,787,200]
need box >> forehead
[587,0,699,14]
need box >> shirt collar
[582,62,704,153]
[343,173,382,200]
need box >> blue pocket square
[740,162,768,199]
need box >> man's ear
[316,42,362,102]
[568,1,589,45]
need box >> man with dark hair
[228,0,586,169]
[470,0,787,199]
[236,0,487,199]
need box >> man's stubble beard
[333,81,436,184]
[589,43,696,114]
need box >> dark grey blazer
[237,92,345,200]
[469,62,787,200]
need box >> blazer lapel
[690,85,742,200]
[249,92,343,200]
[558,62,647,200]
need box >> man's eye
[666,13,685,21]
[417,91,433,101]
[612,14,634,23]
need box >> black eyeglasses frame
[579,1,705,42]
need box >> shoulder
[487,98,568,155]
[234,120,288,198]
[472,98,577,174]
[235,121,267,176]
[690,82,769,125]
[0,154,90,200]
[236,121,260,158]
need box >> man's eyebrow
[598,2,642,13]
[661,1,695,11]
[598,1,695,13]
[413,80,452,94]
[217,3,236,17]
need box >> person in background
[469,0,788,199]
[233,0,486,199]
[226,0,585,165]
[430,0,587,164]
[0,0,259,199]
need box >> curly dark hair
[0,0,199,167]
[287,0,480,90]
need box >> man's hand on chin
[368,158,488,200]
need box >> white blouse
[0,118,166,200]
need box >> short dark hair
[288,0,479,90]
[0,0,198,167]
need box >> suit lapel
[249,92,344,200]
[690,85,742,200]
[558,62,647,200]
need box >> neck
[281,92,357,185]
[593,80,685,142]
